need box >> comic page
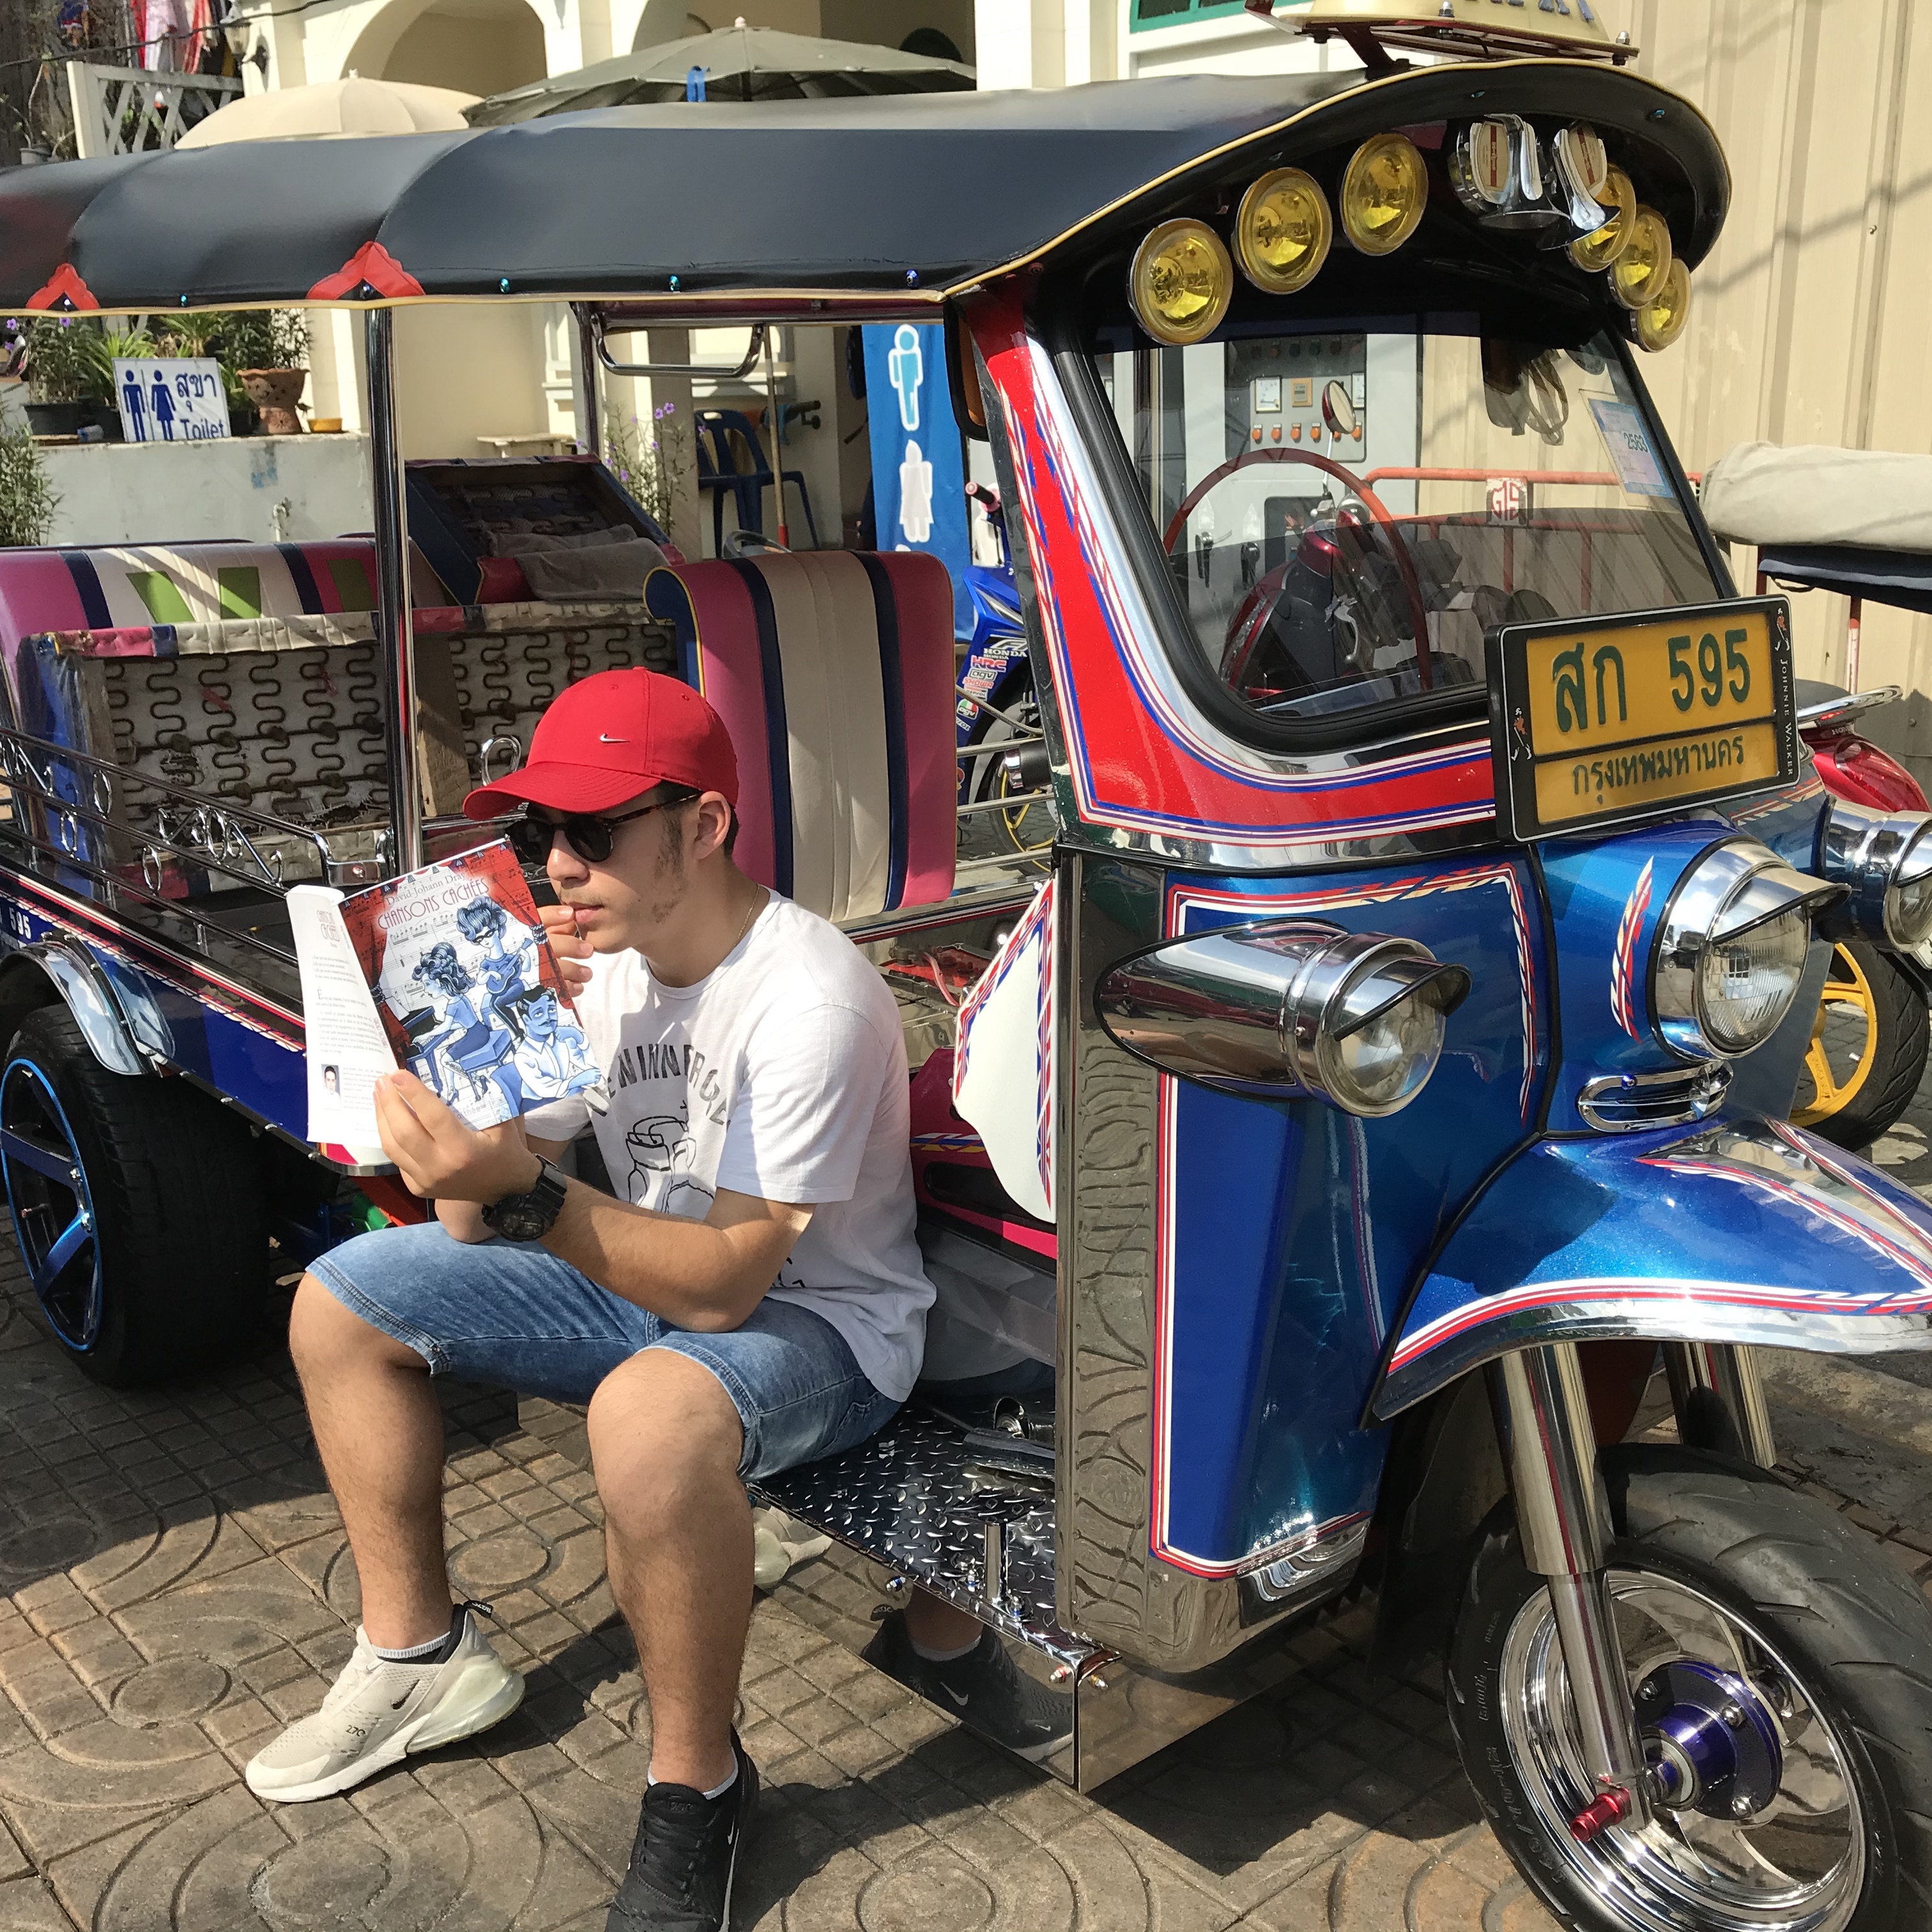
[326,841,603,1132]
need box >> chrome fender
[0,940,171,1077]
[1370,1116,1932,1419]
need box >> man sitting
[244,669,934,1932]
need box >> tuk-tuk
[3,1,1931,1923]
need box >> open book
[288,839,602,1159]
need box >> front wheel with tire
[1448,1446,1932,1931]
[0,1005,268,1385]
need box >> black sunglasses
[508,790,698,866]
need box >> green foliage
[26,319,158,401]
[193,309,311,373]
[0,423,59,548]
[22,317,102,402]
[22,310,311,410]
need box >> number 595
[1669,629,1751,712]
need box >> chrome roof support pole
[571,304,602,461]
[365,307,422,877]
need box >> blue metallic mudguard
[1153,857,1549,1576]
[1372,1116,1932,1418]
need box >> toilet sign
[113,357,231,444]
[862,323,970,636]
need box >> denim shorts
[308,1222,900,1483]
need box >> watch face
[493,1203,549,1243]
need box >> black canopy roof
[0,64,1727,313]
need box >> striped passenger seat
[644,551,957,922]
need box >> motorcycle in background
[955,480,1048,862]
[1795,680,1932,1146]
[1699,441,1932,1149]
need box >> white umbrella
[175,77,479,148]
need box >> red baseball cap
[463,669,739,820]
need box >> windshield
[1088,323,1721,733]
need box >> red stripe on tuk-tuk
[970,294,1497,848]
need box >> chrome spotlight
[1096,919,1469,1116]
[1816,800,1932,950]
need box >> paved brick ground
[2,1073,1931,1932]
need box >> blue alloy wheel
[0,1054,102,1352]
[0,1004,268,1385]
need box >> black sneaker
[606,1732,759,1932]
[861,1611,1071,1764]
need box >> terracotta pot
[238,367,307,436]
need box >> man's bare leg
[587,1350,749,1792]
[288,1273,454,1649]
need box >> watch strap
[480,1156,569,1239]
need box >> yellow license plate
[1487,599,1798,840]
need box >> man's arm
[387,1074,808,1331]
[546,1181,808,1333]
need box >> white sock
[372,1608,461,1664]
[647,1763,739,1801]
[372,1631,447,1663]
[908,1633,980,1664]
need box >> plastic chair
[693,408,821,554]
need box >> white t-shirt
[523,894,933,1402]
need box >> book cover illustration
[337,840,603,1130]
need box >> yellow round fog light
[1635,258,1692,352]
[1610,206,1673,310]
[1340,133,1428,257]
[1130,218,1234,346]
[1235,168,1333,295]
[1568,164,1636,272]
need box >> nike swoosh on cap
[598,734,628,743]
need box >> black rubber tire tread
[1809,939,1929,1151]
[6,1007,268,1385]
[1448,1443,1932,1931]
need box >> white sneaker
[245,1604,525,1803]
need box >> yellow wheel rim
[1791,943,1881,1126]
[997,758,1051,871]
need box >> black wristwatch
[480,1156,569,1243]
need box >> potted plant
[19,317,126,439]
[208,310,311,436]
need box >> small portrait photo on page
[289,840,602,1154]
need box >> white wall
[393,303,558,460]
[38,435,373,548]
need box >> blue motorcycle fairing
[1372,1114,1932,1419]
[1153,855,1549,1575]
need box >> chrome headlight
[1653,841,1843,1062]
[1818,801,1932,949]
[1096,921,1471,1117]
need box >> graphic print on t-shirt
[622,1101,714,1218]
[611,1026,723,1220]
